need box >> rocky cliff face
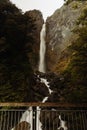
[46,1,87,73]
[25,10,44,71]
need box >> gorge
[0,0,87,129]
[0,0,87,103]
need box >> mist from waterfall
[39,23,46,73]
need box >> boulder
[14,121,30,130]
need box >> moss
[54,58,70,74]
[72,3,78,9]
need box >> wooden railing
[0,102,87,130]
[0,102,87,107]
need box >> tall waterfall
[39,23,46,73]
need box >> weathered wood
[0,102,87,107]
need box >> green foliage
[63,6,87,103]
[64,0,86,5]
[0,0,9,4]
[72,3,78,9]
[0,2,38,102]
[64,85,87,103]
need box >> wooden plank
[0,102,87,107]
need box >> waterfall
[39,23,46,73]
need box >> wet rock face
[28,72,64,102]
[29,73,49,102]
[46,1,87,72]
[33,72,65,103]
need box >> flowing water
[11,23,68,130]
[39,23,46,73]
[20,107,33,130]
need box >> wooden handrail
[0,102,87,107]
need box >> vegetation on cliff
[62,6,87,103]
[46,1,87,103]
[0,0,87,104]
[64,0,86,5]
[0,1,43,102]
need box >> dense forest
[0,0,43,102]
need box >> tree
[63,7,87,103]
[0,0,9,3]
[64,0,86,5]
[0,1,37,102]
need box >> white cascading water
[11,22,68,130]
[39,23,46,73]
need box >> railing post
[33,106,37,130]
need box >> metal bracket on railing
[33,106,37,130]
